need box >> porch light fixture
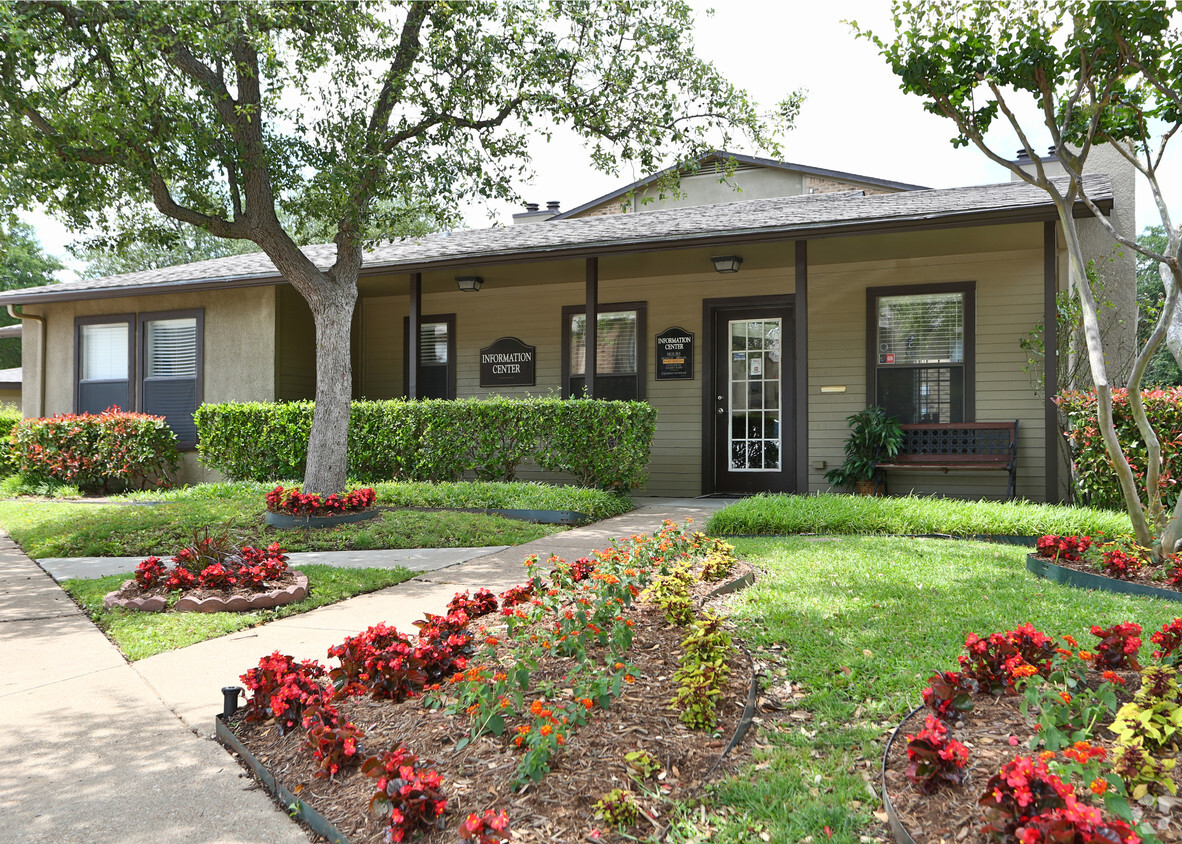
[455,275,483,292]
[710,255,742,274]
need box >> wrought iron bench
[875,420,1019,500]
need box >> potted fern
[824,406,904,495]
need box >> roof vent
[546,201,560,212]
[525,202,539,212]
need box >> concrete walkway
[0,499,727,843]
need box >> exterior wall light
[710,255,742,274]
[456,276,483,292]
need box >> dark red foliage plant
[921,670,979,721]
[266,485,376,517]
[447,588,498,619]
[240,651,331,735]
[978,755,1072,838]
[1090,622,1142,671]
[305,721,365,779]
[458,809,511,844]
[1151,617,1182,663]
[361,747,447,843]
[904,714,970,792]
[958,624,1056,695]
[134,556,166,589]
[1035,534,1094,563]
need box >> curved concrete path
[0,498,727,842]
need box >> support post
[1044,221,1060,503]
[408,272,421,399]
[585,257,598,399]
[795,241,809,494]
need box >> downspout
[7,305,45,417]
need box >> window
[139,310,203,448]
[403,314,456,399]
[867,284,974,423]
[76,315,134,415]
[562,302,646,400]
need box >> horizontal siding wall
[807,246,1047,501]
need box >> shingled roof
[0,175,1112,305]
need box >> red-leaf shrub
[1150,618,1182,663]
[499,582,535,610]
[959,624,1056,694]
[265,485,375,517]
[922,670,979,720]
[905,714,970,792]
[241,652,330,735]
[361,747,447,843]
[447,588,498,619]
[458,809,511,843]
[1098,547,1142,580]
[1035,535,1094,563]
[979,756,1073,838]
[134,556,167,589]
[11,408,180,492]
[1090,622,1142,671]
[1057,387,1182,512]
[327,615,472,702]
[305,721,365,779]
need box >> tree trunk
[302,281,359,496]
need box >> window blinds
[570,311,638,376]
[145,318,197,377]
[877,293,964,365]
[80,323,129,381]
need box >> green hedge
[1057,387,1182,511]
[0,405,22,475]
[194,398,657,490]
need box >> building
[0,152,1134,500]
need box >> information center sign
[655,327,694,380]
[479,337,536,387]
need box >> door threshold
[695,493,754,500]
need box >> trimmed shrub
[195,398,656,490]
[0,405,22,475]
[11,409,180,492]
[1057,388,1182,511]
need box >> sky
[21,0,1180,280]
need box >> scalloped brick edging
[103,572,309,613]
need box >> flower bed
[265,485,376,516]
[223,524,758,843]
[1030,534,1182,595]
[104,535,306,613]
[882,620,1182,843]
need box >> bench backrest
[893,421,1017,465]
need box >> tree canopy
[0,217,62,369]
[0,0,794,494]
[856,0,1182,558]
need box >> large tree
[855,0,1182,558]
[0,1,792,494]
[0,217,62,369]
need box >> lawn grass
[685,536,1181,843]
[62,564,416,660]
[117,479,633,521]
[0,492,565,558]
[707,493,1131,538]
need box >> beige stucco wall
[21,286,278,482]
[352,224,1054,500]
[0,389,20,412]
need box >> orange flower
[1077,651,1094,661]
[1090,778,1108,796]
[624,675,635,684]
[1058,692,1072,704]
[540,724,553,736]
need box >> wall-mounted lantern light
[710,255,742,274]
[456,276,483,292]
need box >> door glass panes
[728,318,781,471]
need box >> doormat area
[695,493,753,500]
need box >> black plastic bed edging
[1026,554,1182,603]
[216,714,351,844]
[881,706,923,844]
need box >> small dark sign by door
[656,327,694,380]
[480,337,536,387]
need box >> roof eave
[0,195,1110,306]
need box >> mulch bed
[223,565,760,843]
[105,569,307,612]
[883,682,1182,844]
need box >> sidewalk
[1,498,726,843]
